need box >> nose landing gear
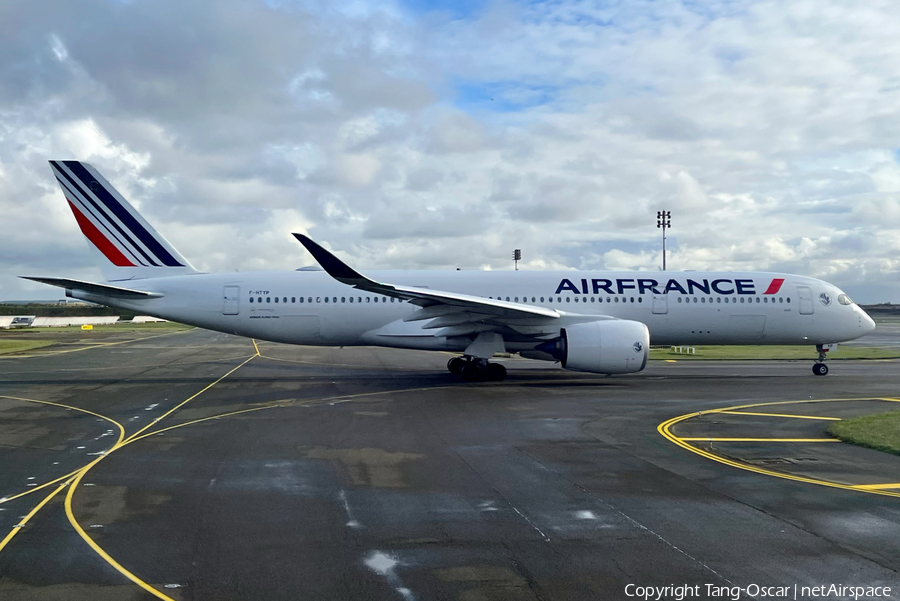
[447,356,507,381]
[812,344,830,376]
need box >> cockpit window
[838,294,854,305]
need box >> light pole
[512,249,521,271]
[656,211,671,270]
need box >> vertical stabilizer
[49,160,198,281]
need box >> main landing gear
[812,344,829,376]
[447,356,507,381]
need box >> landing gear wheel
[812,363,829,376]
[460,363,484,381]
[447,357,465,374]
[486,363,507,381]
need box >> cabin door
[223,286,240,315]
[797,286,814,315]
[652,294,668,314]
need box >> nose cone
[861,308,876,334]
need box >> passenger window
[615,297,619,303]
[637,297,642,303]
[779,297,783,303]
[316,297,321,303]
[249,297,254,303]
[740,298,745,303]
[630,297,634,303]
[532,297,536,302]
[506,297,510,301]
[308,297,312,303]
[755,297,760,303]
[266,297,271,303]
[283,297,287,303]
[366,297,370,303]
[391,298,395,303]
[275,297,279,303]
[333,297,337,303]
[678,297,682,303]
[540,297,545,302]
[591,297,595,303]
[787,297,791,303]
[606,297,611,303]
[548,297,553,303]
[515,297,519,302]
[716,297,720,303]
[701,298,705,303]
[342,297,346,303]
[300,297,304,303]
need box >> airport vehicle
[24,161,876,380]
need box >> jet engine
[534,320,649,374]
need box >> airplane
[22,160,876,381]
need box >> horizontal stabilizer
[20,277,164,299]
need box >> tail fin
[49,160,198,281]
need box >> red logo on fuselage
[763,278,785,294]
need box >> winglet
[292,233,370,285]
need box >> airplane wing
[293,234,562,337]
[20,276,164,299]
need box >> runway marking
[511,506,550,542]
[0,329,192,360]
[0,482,69,553]
[677,437,839,442]
[659,398,900,499]
[717,410,842,421]
[0,395,126,446]
[0,395,126,505]
[1,347,511,600]
[59,353,260,600]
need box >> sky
[1,0,899,303]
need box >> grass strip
[828,411,900,456]
[649,345,900,361]
[0,340,56,355]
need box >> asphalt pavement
[0,329,898,600]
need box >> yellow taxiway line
[0,482,69,553]
[658,398,900,499]
[678,437,839,442]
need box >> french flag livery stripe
[51,161,185,268]
[62,161,183,267]
[763,278,785,294]
[53,165,153,266]
[67,200,136,266]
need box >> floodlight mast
[512,249,521,271]
[656,211,671,270]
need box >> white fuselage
[75,269,876,355]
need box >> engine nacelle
[556,320,649,374]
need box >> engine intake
[537,320,649,374]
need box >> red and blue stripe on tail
[49,161,197,281]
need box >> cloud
[1,0,900,303]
